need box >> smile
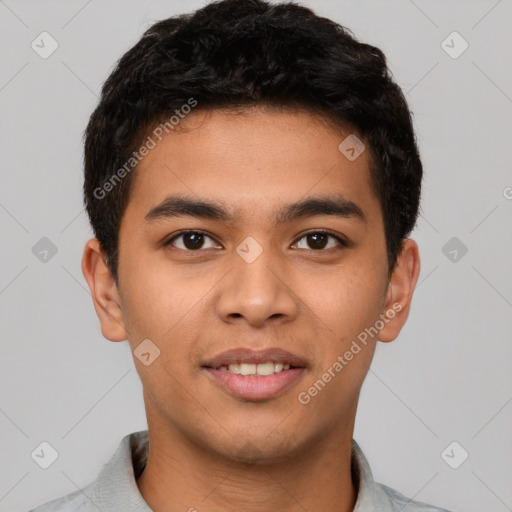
[214,362,292,376]
[203,348,306,400]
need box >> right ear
[81,238,128,342]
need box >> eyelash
[164,230,348,252]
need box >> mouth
[212,361,294,376]
[202,348,306,401]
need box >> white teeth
[239,363,257,375]
[220,361,292,376]
[256,362,275,376]
[228,363,240,374]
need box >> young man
[30,0,451,510]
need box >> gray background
[1,1,511,511]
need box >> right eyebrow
[145,195,231,223]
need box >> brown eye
[294,231,346,250]
[166,231,219,251]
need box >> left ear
[378,238,420,343]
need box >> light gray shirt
[29,430,452,511]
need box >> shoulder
[376,482,453,512]
[27,430,150,512]
[27,486,94,511]
[350,440,452,512]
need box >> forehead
[125,107,380,224]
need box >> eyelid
[164,229,221,248]
[292,229,349,249]
[164,229,348,252]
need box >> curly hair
[83,0,422,282]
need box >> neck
[137,404,358,512]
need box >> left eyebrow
[144,193,366,225]
[275,195,366,225]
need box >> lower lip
[205,368,304,401]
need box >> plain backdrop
[1,1,511,511]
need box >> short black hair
[83,0,422,282]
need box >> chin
[207,426,307,466]
[224,441,298,465]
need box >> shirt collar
[92,430,385,510]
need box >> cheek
[117,253,212,385]
[294,270,382,427]
[294,263,384,404]
[303,263,386,343]
[117,242,197,339]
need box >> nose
[216,247,298,327]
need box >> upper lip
[203,348,306,369]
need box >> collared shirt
[29,430,451,512]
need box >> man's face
[112,108,394,461]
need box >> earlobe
[378,238,421,343]
[81,238,128,342]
